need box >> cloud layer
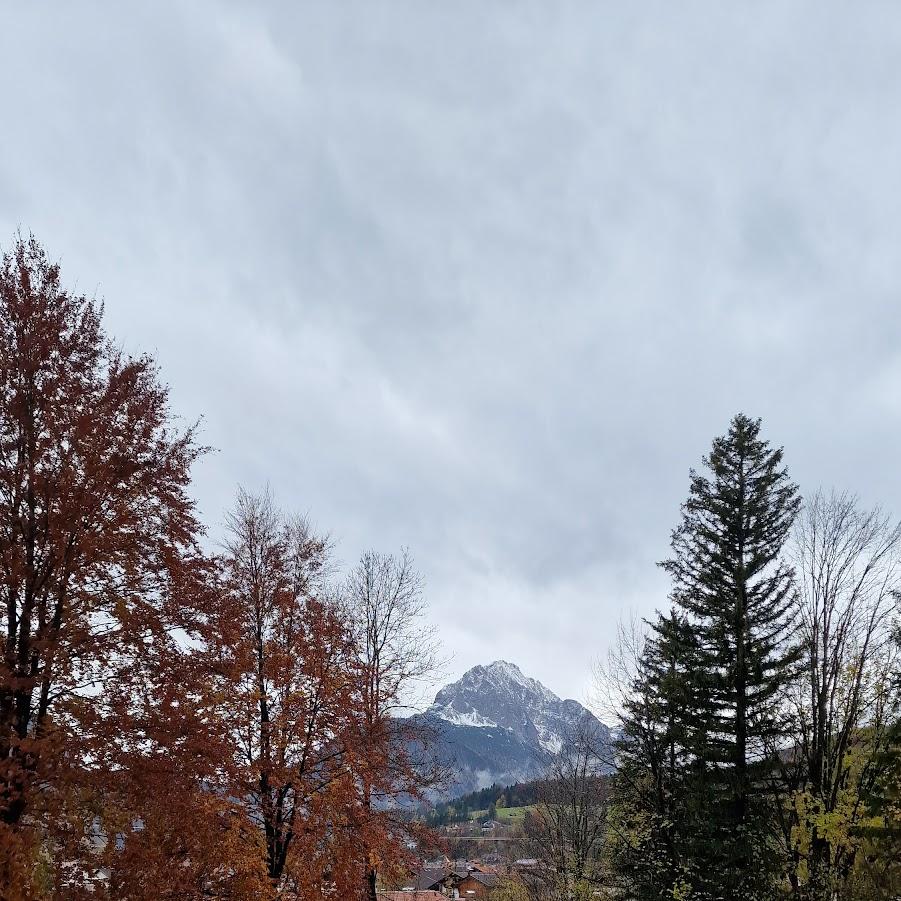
[3,2,901,701]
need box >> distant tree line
[425,780,550,826]
[0,236,445,900]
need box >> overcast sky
[3,2,901,704]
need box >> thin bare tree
[342,549,444,901]
[777,489,901,896]
[523,718,609,901]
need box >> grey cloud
[2,1,901,701]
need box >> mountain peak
[487,659,522,672]
[429,660,594,752]
[483,660,528,682]
[421,659,612,796]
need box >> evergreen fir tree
[661,413,802,898]
[610,609,710,900]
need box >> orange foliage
[0,236,439,900]
[0,238,265,898]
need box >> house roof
[469,863,498,874]
[415,866,485,890]
[414,869,446,890]
[379,893,445,901]
[467,873,500,887]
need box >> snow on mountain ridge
[429,660,598,755]
[430,705,497,728]
[418,660,614,797]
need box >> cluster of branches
[521,720,610,901]
[0,236,444,900]
[598,416,901,901]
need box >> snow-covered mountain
[419,660,611,797]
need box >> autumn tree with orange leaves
[207,488,363,899]
[0,235,263,898]
[0,235,442,901]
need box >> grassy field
[468,805,535,824]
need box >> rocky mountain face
[418,660,611,797]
